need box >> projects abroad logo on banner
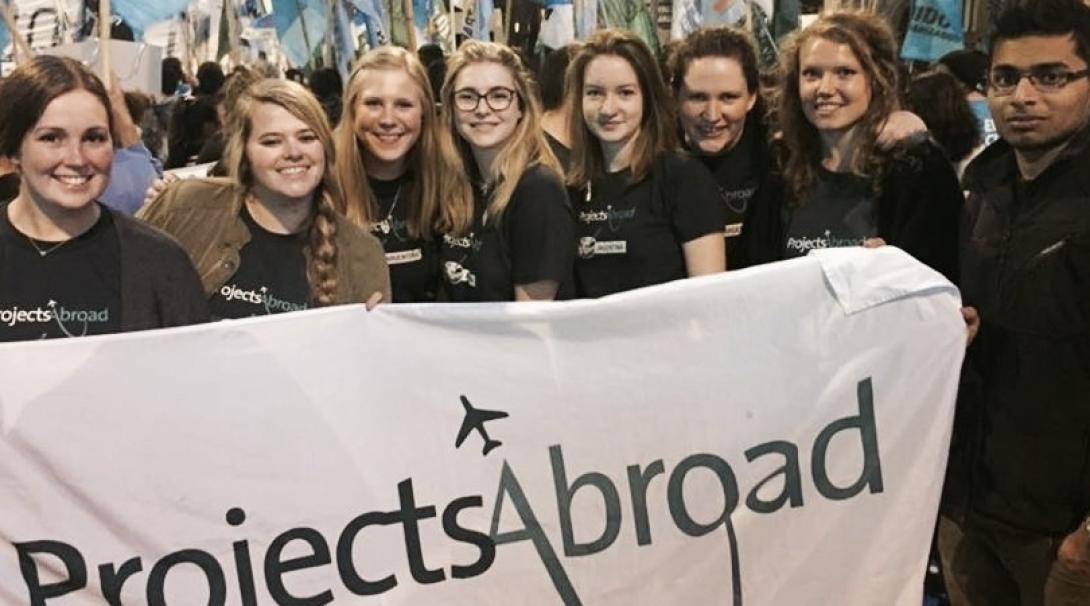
[15,379,884,605]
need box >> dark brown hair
[0,55,114,157]
[668,26,760,96]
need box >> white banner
[0,247,965,605]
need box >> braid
[308,192,339,306]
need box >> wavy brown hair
[565,29,679,188]
[334,46,467,240]
[775,11,901,203]
[439,40,560,236]
[223,79,342,306]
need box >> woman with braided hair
[140,79,390,319]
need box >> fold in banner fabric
[0,248,964,605]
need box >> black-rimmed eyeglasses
[453,87,518,112]
[988,66,1090,95]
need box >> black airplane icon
[455,395,508,456]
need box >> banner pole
[403,0,418,49]
[99,0,111,89]
[449,0,456,48]
[0,1,34,64]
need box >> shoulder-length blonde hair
[223,78,343,306]
[775,11,902,203]
[565,29,679,189]
[439,40,560,236]
[334,45,466,240]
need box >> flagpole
[449,0,456,48]
[504,0,512,42]
[0,1,34,63]
[404,0,418,49]
[99,0,112,89]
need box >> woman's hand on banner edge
[961,306,980,346]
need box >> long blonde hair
[439,40,561,236]
[223,79,342,305]
[334,46,466,240]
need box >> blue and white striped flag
[670,0,700,40]
[345,0,391,47]
[272,0,328,67]
[901,0,964,62]
[0,4,9,60]
[575,0,597,39]
[539,0,574,49]
[112,0,195,40]
[333,0,358,78]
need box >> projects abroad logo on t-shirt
[786,230,866,255]
[16,379,885,605]
[0,300,110,338]
[219,284,308,314]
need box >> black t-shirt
[573,153,724,298]
[0,203,122,342]
[367,175,440,303]
[545,132,572,173]
[439,165,575,302]
[783,167,877,258]
[696,125,763,267]
[207,205,311,320]
[0,173,19,205]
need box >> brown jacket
[138,178,390,305]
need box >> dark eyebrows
[992,61,1082,71]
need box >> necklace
[26,235,69,257]
[372,184,402,236]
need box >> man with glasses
[940,1,1090,605]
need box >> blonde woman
[141,79,390,319]
[438,40,576,302]
[335,46,467,302]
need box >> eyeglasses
[988,66,1090,94]
[453,87,518,112]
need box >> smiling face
[989,34,1090,153]
[245,102,325,203]
[15,89,112,213]
[582,54,644,149]
[351,68,424,179]
[452,61,523,153]
[678,56,757,155]
[798,37,872,134]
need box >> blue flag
[345,0,391,47]
[901,0,965,62]
[0,18,9,60]
[112,0,194,40]
[333,0,357,78]
[272,0,328,68]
